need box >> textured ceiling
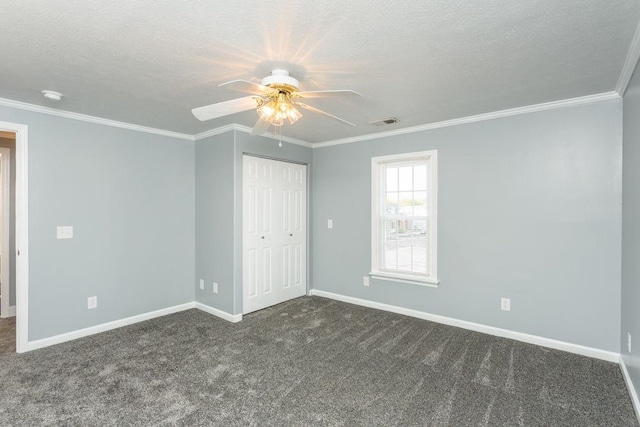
[0,0,639,143]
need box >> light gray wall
[622,63,640,398]
[194,130,312,315]
[0,105,195,341]
[195,132,235,312]
[0,95,624,354]
[312,99,622,351]
[0,136,16,308]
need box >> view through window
[371,150,437,284]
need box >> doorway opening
[0,121,28,353]
[0,131,15,353]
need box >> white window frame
[370,150,438,286]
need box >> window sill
[369,271,439,288]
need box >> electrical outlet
[363,276,370,287]
[628,332,632,353]
[57,225,74,239]
[87,296,97,309]
[199,279,204,290]
[501,298,510,311]
[213,282,218,294]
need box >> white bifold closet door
[243,155,307,314]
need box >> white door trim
[242,155,308,314]
[0,146,10,318]
[0,121,28,353]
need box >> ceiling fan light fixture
[286,106,303,124]
[271,115,284,127]
[256,91,302,126]
[193,68,359,134]
[257,101,276,120]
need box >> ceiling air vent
[369,117,399,127]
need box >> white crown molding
[0,97,194,141]
[309,289,620,363]
[234,124,314,148]
[616,20,640,97]
[0,95,314,146]
[620,356,640,423]
[313,92,621,148]
[0,90,622,148]
[193,124,239,141]
[194,123,312,147]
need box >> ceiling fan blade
[219,79,278,96]
[295,102,356,127]
[294,89,361,99]
[192,96,260,121]
[250,117,271,136]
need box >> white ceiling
[1,1,639,144]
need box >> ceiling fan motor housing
[261,69,299,92]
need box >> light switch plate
[328,219,333,229]
[57,226,73,239]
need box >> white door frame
[242,154,308,314]
[0,121,28,353]
[0,146,10,319]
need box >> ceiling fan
[192,69,360,135]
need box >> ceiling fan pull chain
[276,125,282,147]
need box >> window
[371,150,438,285]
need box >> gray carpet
[0,315,15,355]
[0,296,637,426]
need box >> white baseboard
[1,305,16,318]
[620,356,640,423]
[24,302,196,352]
[309,289,620,363]
[195,302,242,323]
[22,301,242,353]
